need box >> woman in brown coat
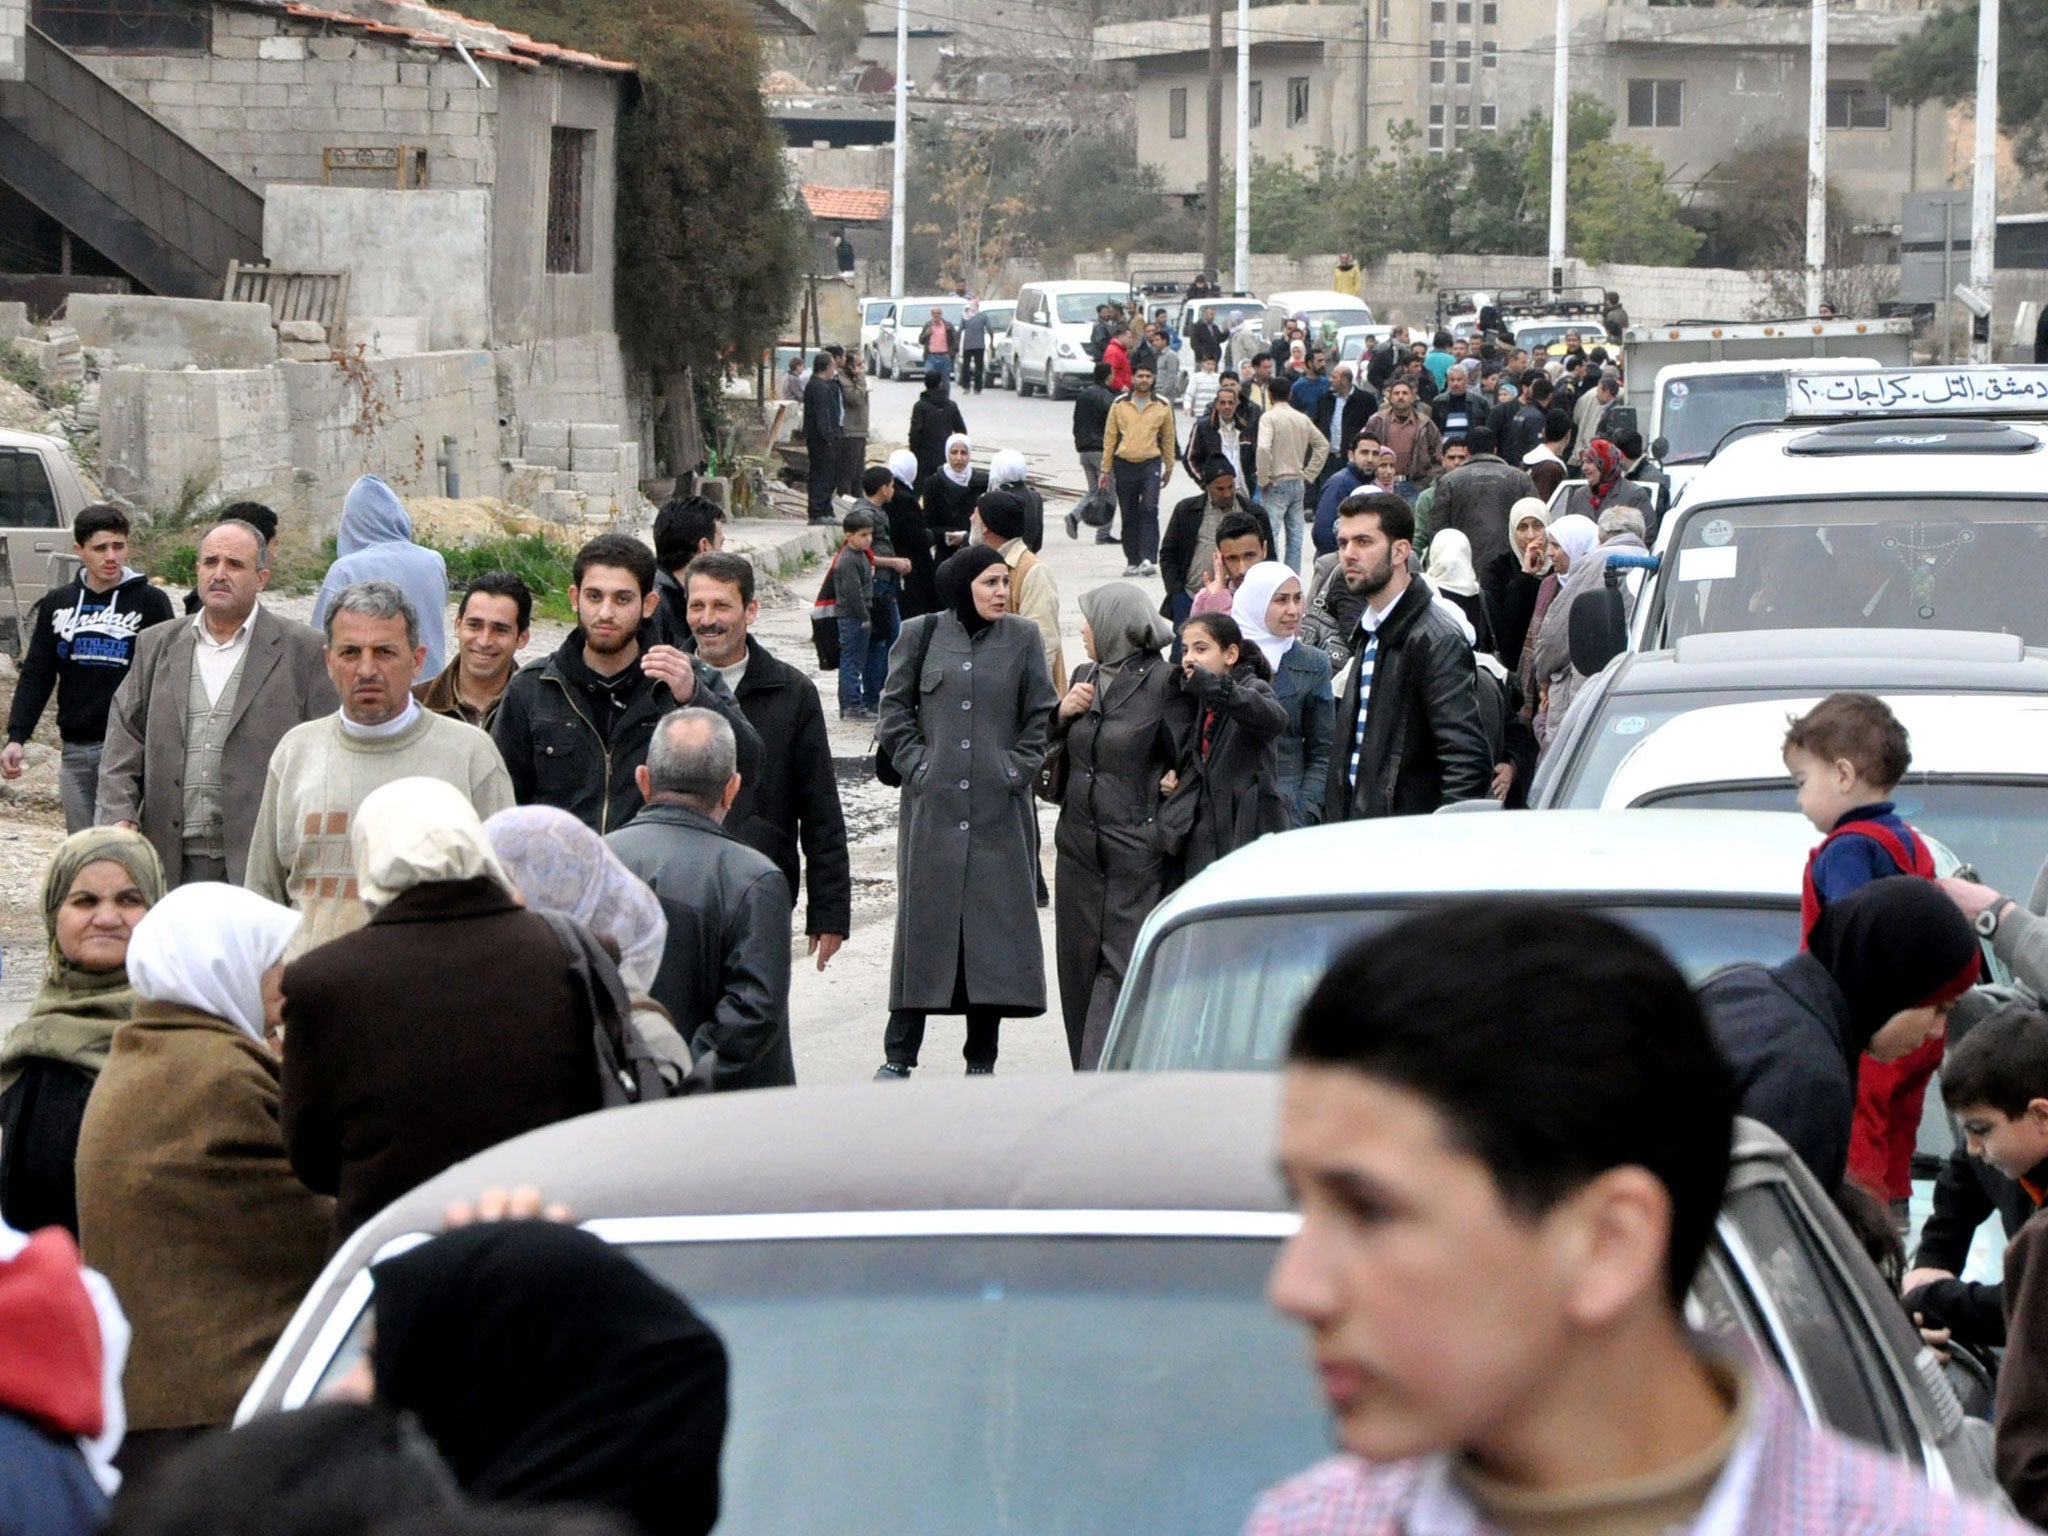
[75,881,329,1459]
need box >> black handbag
[539,912,673,1106]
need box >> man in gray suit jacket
[97,519,337,885]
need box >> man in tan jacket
[1256,384,1330,576]
[975,491,1065,694]
[1099,362,1177,578]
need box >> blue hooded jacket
[312,475,450,679]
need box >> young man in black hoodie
[2,504,174,831]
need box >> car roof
[1676,419,2048,505]
[339,1074,1294,1261]
[1602,693,2048,807]
[1606,628,2048,696]
[1026,280,1135,294]
[0,428,66,450]
[1266,290,1370,310]
[1143,810,1815,930]
[1652,358,1881,386]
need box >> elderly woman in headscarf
[1483,494,1552,671]
[1527,512,1604,748]
[987,447,1044,553]
[1231,561,1333,828]
[1564,437,1655,525]
[332,1221,727,1536]
[920,433,986,565]
[74,884,330,1460]
[280,778,600,1240]
[883,448,940,618]
[1423,529,1494,655]
[908,371,967,484]
[876,545,1057,1079]
[1051,582,1178,1070]
[0,827,163,1237]
[484,805,692,1088]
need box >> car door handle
[33,542,55,552]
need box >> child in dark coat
[1158,613,1288,888]
[832,509,877,721]
[1784,692,1944,1217]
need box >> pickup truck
[0,427,95,654]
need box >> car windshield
[863,300,893,323]
[910,301,967,328]
[1281,309,1365,345]
[1056,292,1127,323]
[313,1235,1325,1536]
[1514,323,1582,350]
[983,306,1014,333]
[1635,779,2048,901]
[1656,498,2048,648]
[1659,372,1789,463]
[1109,901,1799,1070]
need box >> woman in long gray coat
[876,545,1058,1077]
[1051,583,1178,1071]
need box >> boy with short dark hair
[3,502,175,830]
[832,508,878,721]
[1251,899,2025,1536]
[1939,1005,2048,1527]
[1784,691,1944,1218]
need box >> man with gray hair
[606,707,795,1090]
[99,518,336,886]
[244,577,514,951]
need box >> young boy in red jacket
[1784,692,1943,1222]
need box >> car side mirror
[1568,581,1630,677]
[1650,435,1668,461]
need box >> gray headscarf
[485,806,668,995]
[1079,581,1173,675]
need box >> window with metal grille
[545,128,593,275]
[1826,81,1889,130]
[1249,79,1263,128]
[31,0,208,49]
[1169,87,1188,139]
[1288,76,1310,127]
[1455,104,1469,126]
[1626,78,1682,128]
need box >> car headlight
[1057,341,1077,359]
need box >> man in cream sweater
[245,579,514,953]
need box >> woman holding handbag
[874,547,1058,1079]
[1049,583,1178,1071]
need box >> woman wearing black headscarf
[354,1222,728,1536]
[875,545,1058,1078]
[1698,876,1981,1192]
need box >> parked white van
[1011,280,1134,400]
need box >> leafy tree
[811,0,868,78]
[1876,0,2048,175]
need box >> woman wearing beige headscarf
[0,826,163,1236]
[280,778,600,1240]
[1050,583,1178,1070]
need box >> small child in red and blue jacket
[1784,692,1944,1220]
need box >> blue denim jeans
[926,353,953,380]
[1264,475,1307,574]
[864,598,899,708]
[837,616,872,714]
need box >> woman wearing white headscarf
[1527,513,1603,748]
[75,884,331,1454]
[485,805,691,1085]
[920,432,986,564]
[1231,561,1334,827]
[1482,493,1553,670]
[280,779,600,1241]
[988,448,1044,553]
[883,448,940,617]
[1422,529,1494,655]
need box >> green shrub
[425,535,580,626]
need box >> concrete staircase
[0,23,263,297]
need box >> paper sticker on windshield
[1668,382,1688,403]
[1678,546,1738,583]
[1700,519,1734,547]
[1612,716,1647,737]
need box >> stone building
[0,0,813,526]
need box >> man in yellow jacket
[1099,363,1178,578]
[1332,253,1363,297]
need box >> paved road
[781,376,1203,1084]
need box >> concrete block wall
[77,7,500,190]
[99,367,294,511]
[280,348,502,524]
[494,334,631,441]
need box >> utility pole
[889,0,907,302]
[1234,0,1250,292]
[1804,0,1827,317]
[1204,0,1222,276]
[1546,0,1569,294]
[1970,0,2000,363]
